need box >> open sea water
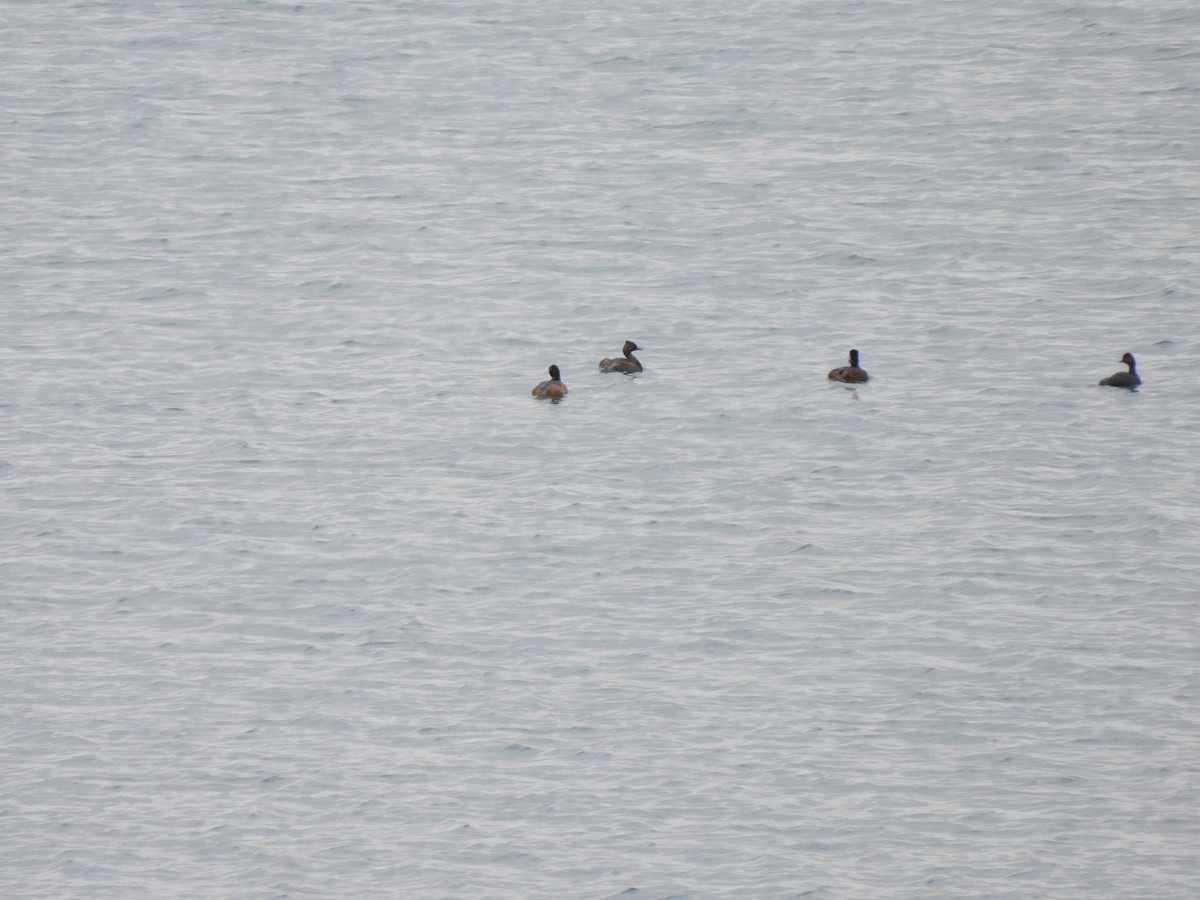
[3,1,1199,897]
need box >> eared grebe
[532,364,567,399]
[1099,353,1140,388]
[599,340,642,373]
[828,348,869,383]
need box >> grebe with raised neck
[599,340,642,374]
[828,348,869,383]
[1099,353,1140,388]
[532,365,567,399]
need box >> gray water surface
[3,2,1199,897]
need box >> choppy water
[3,2,1199,897]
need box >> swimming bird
[599,340,642,374]
[532,364,567,399]
[1099,352,1140,388]
[828,348,869,383]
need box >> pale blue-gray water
[3,2,1199,897]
